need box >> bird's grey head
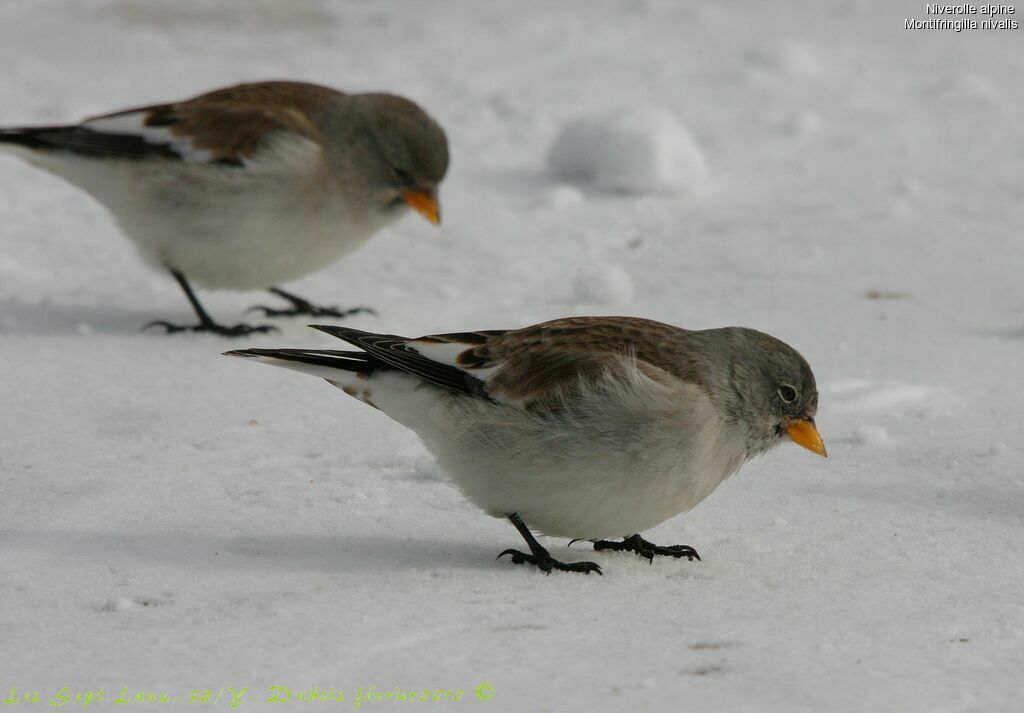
[346,93,449,224]
[697,328,825,459]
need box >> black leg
[247,287,377,319]
[145,271,277,337]
[497,513,602,575]
[593,534,700,564]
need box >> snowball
[548,184,586,209]
[852,424,890,447]
[547,105,708,195]
[896,178,924,197]
[101,596,136,612]
[781,110,823,137]
[572,264,634,306]
[982,443,1008,457]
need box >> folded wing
[0,81,331,166]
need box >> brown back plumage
[427,317,695,403]
[95,81,337,163]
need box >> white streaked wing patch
[405,339,501,383]
[241,132,322,176]
[83,113,215,163]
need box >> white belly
[400,379,749,540]
[136,175,398,289]
[8,137,403,289]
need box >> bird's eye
[778,385,799,404]
[392,167,413,184]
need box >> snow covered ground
[1,1,1022,711]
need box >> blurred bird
[227,316,827,575]
[0,80,449,336]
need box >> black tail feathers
[225,348,382,375]
[0,127,62,151]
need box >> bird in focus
[0,80,449,336]
[227,316,827,575]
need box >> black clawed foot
[154,271,278,337]
[144,320,278,338]
[247,304,376,319]
[500,513,602,575]
[497,549,602,576]
[252,287,377,319]
[593,534,701,564]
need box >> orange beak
[402,188,441,225]
[785,418,827,458]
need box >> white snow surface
[1,2,1023,711]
